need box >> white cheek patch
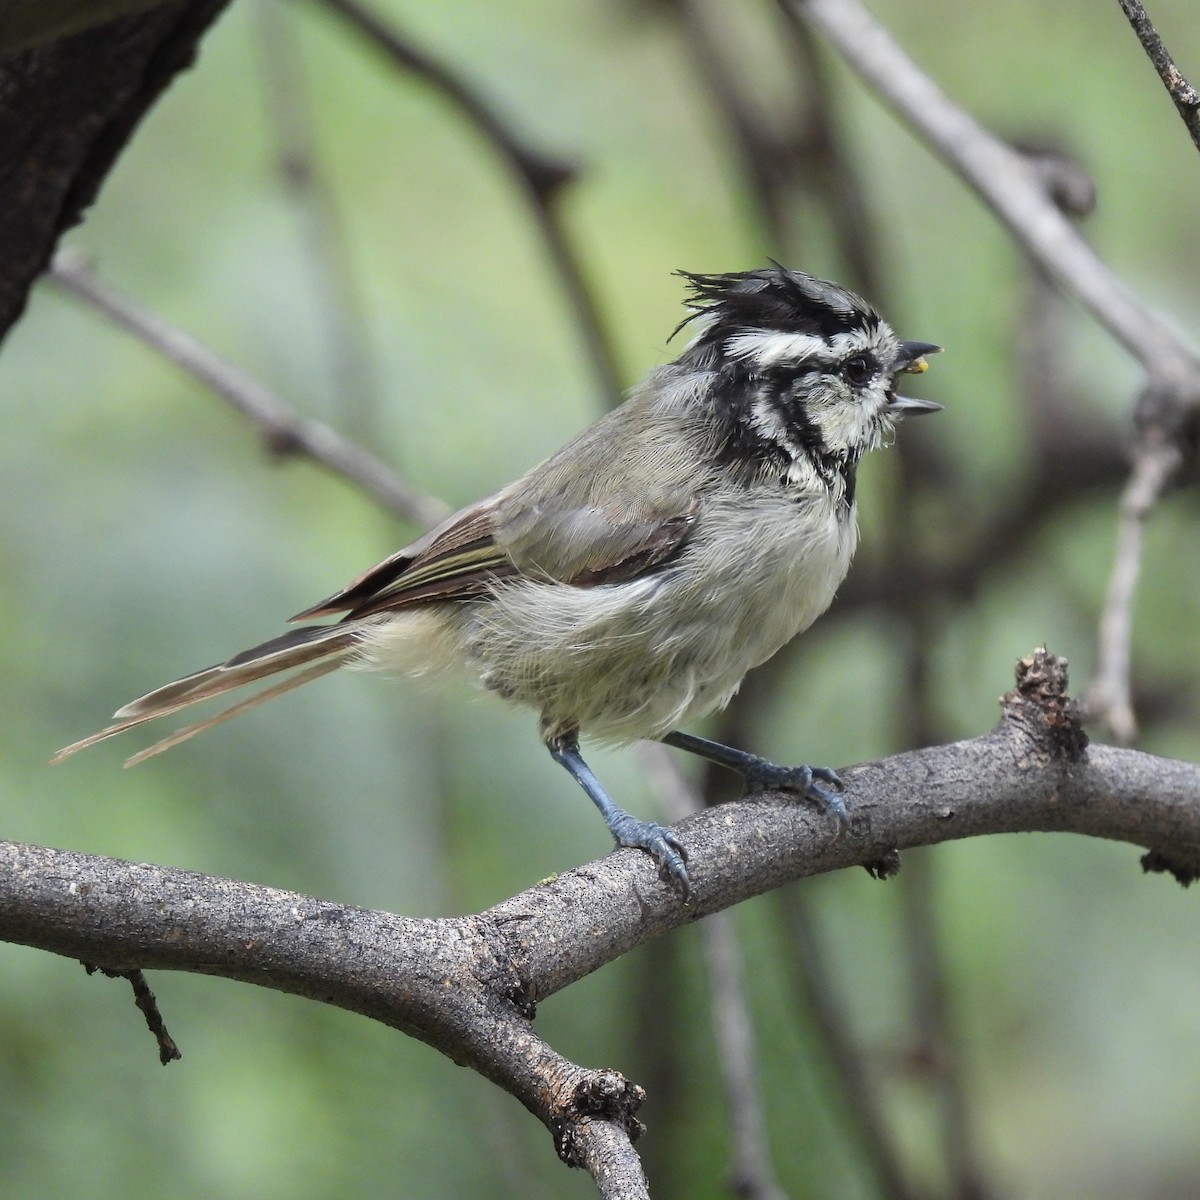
[811,386,891,454]
[748,394,792,446]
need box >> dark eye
[841,353,875,386]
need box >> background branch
[792,0,1200,743]
[314,0,624,407]
[47,249,448,528]
[1116,0,1200,153]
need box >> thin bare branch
[776,894,918,1200]
[1084,435,1185,740]
[702,912,791,1200]
[253,0,382,442]
[788,0,1200,399]
[790,0,1200,751]
[641,746,790,1200]
[899,853,991,1200]
[312,0,624,407]
[46,249,449,529]
[1116,0,1200,154]
[672,0,795,251]
[569,1119,652,1200]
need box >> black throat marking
[710,359,858,513]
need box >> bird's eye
[841,353,875,386]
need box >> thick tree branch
[0,0,180,56]
[10,653,1200,1190]
[0,0,231,345]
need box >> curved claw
[743,761,848,834]
[806,777,850,835]
[609,814,691,902]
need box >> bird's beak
[888,341,943,416]
[897,340,943,374]
[888,394,944,416]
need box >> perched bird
[55,264,941,899]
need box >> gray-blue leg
[661,730,848,831]
[547,733,690,898]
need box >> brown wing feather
[293,486,702,625]
[291,500,509,621]
[560,502,700,586]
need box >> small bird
[55,264,941,899]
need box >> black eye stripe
[841,352,877,384]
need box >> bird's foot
[740,757,848,833]
[607,812,691,901]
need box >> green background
[2,1,1199,1196]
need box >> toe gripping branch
[548,726,849,903]
[661,730,849,831]
[547,732,691,899]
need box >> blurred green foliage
[2,0,1199,1197]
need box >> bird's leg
[545,726,690,899]
[661,730,848,832]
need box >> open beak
[888,394,943,416]
[897,340,942,373]
[888,340,944,415]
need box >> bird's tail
[52,624,361,767]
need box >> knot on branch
[262,424,305,458]
[1134,378,1200,460]
[1141,848,1200,888]
[1014,139,1096,218]
[1000,647,1088,762]
[553,1069,646,1166]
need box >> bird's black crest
[671,262,880,347]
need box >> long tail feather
[122,658,346,767]
[52,625,359,763]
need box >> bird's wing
[293,486,701,623]
[291,499,514,620]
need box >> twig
[1116,0,1200,154]
[47,249,449,529]
[1084,435,1184,740]
[83,964,181,1064]
[313,0,625,407]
